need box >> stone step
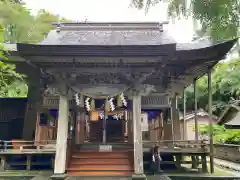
[70,158,130,165]
[67,171,133,177]
[68,164,133,171]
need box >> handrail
[0,140,56,151]
[2,140,56,143]
[142,140,207,145]
[142,140,208,152]
[142,140,207,142]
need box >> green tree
[199,124,240,144]
[0,1,71,97]
[0,1,70,44]
[131,0,240,42]
[0,62,27,97]
[178,58,240,115]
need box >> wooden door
[106,120,123,142]
[89,120,103,142]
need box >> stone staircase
[67,143,134,177]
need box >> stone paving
[0,175,240,180]
[214,158,240,172]
[66,175,171,180]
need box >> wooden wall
[35,111,57,143]
[180,116,216,140]
[149,112,164,141]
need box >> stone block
[132,173,147,180]
[50,173,67,180]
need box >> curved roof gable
[6,22,236,58]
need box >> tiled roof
[218,104,240,125]
[180,109,218,121]
[224,111,240,128]
[40,22,176,46]
[176,38,213,50]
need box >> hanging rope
[73,86,129,111]
[71,86,130,99]
[109,97,115,111]
[75,93,80,106]
[120,93,127,107]
[84,97,91,111]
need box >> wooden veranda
[0,139,208,173]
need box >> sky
[23,0,194,43]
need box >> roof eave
[16,43,177,57]
[224,125,240,129]
[217,105,240,125]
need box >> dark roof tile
[40,22,176,45]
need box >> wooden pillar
[125,111,128,142]
[22,82,41,140]
[79,112,85,143]
[159,112,164,140]
[132,92,146,179]
[208,69,214,174]
[34,111,40,143]
[127,110,133,144]
[172,95,181,140]
[75,111,81,144]
[149,120,154,141]
[182,88,186,140]
[54,85,69,175]
[17,64,42,141]
[194,78,199,140]
[163,108,173,140]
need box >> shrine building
[0,22,237,179]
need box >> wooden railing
[0,140,56,152]
[0,140,56,171]
[143,140,208,152]
[142,140,208,173]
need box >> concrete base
[50,173,67,180]
[132,173,147,180]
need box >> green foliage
[0,1,71,44]
[191,0,240,41]
[0,1,71,97]
[0,61,28,97]
[131,0,240,42]
[199,124,240,144]
[178,58,240,116]
[131,0,240,115]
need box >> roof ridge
[53,22,169,31]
